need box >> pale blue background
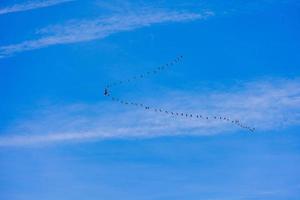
[0,1,300,199]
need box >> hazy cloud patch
[0,10,213,58]
[0,78,299,146]
[0,0,74,15]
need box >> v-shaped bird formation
[104,56,255,132]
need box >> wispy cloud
[1,78,299,146]
[0,0,74,15]
[0,10,214,58]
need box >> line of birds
[104,56,255,132]
[106,56,183,89]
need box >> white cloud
[0,0,74,15]
[0,78,299,146]
[0,10,213,58]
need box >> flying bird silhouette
[104,55,255,132]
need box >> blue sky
[0,0,300,199]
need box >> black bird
[104,88,109,96]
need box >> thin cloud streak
[0,78,299,147]
[0,10,214,58]
[0,0,74,15]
